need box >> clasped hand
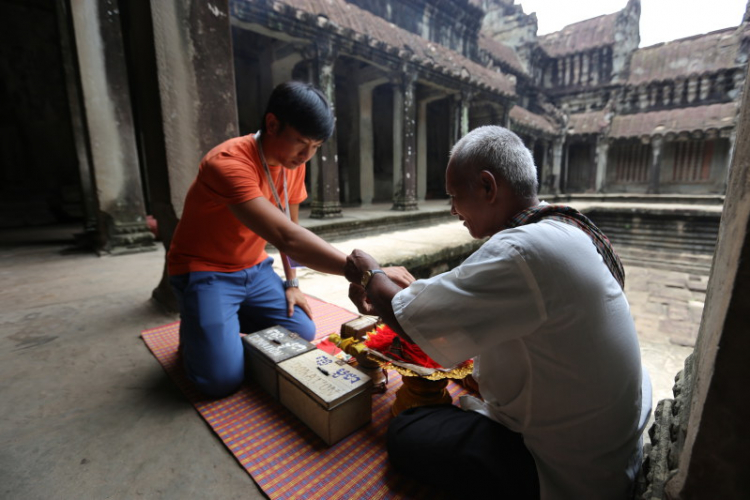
[344,249,415,288]
[344,249,415,315]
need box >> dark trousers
[387,405,540,499]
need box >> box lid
[277,349,372,409]
[242,325,315,364]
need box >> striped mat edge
[141,295,466,499]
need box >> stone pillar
[550,138,563,194]
[448,94,461,149]
[687,76,699,103]
[595,135,609,193]
[501,104,511,128]
[542,140,550,185]
[148,0,238,309]
[699,75,709,101]
[591,50,600,86]
[306,40,342,218]
[725,129,737,193]
[391,70,418,211]
[357,75,388,206]
[460,88,474,137]
[357,83,375,206]
[526,136,538,185]
[663,83,672,107]
[417,99,429,202]
[562,142,570,192]
[638,87,649,110]
[416,94,444,201]
[69,0,154,255]
[648,136,663,194]
[582,52,590,85]
[55,0,98,241]
[534,139,547,187]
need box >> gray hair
[449,126,538,199]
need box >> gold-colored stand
[391,376,452,416]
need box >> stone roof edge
[565,108,613,137]
[536,11,618,57]
[509,105,561,136]
[625,25,748,85]
[231,0,516,98]
[637,25,741,52]
[478,35,529,77]
[609,102,739,138]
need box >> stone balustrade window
[612,140,651,183]
[672,139,714,182]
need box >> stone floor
[0,209,699,498]
[624,267,702,414]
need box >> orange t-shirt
[167,134,307,276]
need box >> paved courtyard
[0,216,699,498]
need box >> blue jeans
[170,257,315,398]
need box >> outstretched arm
[229,196,346,275]
[345,249,415,342]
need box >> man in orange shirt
[168,81,411,398]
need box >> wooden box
[340,315,378,341]
[242,325,316,399]
[277,349,373,446]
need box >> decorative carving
[637,354,695,500]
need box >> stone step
[584,210,721,271]
[553,193,725,206]
[606,233,717,254]
[615,246,714,274]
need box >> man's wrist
[283,278,299,289]
[361,269,386,289]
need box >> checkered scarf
[506,204,625,289]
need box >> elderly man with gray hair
[345,126,651,499]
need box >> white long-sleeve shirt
[393,219,650,500]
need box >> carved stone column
[648,136,663,194]
[416,92,444,201]
[582,52,590,85]
[501,103,511,128]
[550,137,564,194]
[595,135,609,193]
[391,69,418,211]
[357,72,388,206]
[460,88,474,137]
[68,0,154,255]
[148,0,239,309]
[725,128,737,193]
[687,76,699,103]
[305,40,342,218]
[448,95,461,148]
[562,142,570,192]
[536,139,549,188]
[55,0,98,241]
[591,50,600,86]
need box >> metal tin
[277,349,373,445]
[242,325,316,398]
